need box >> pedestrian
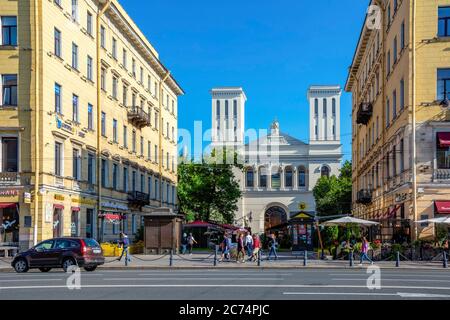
[236,233,246,263]
[118,232,131,266]
[251,234,261,262]
[245,232,253,258]
[359,237,373,266]
[219,234,231,262]
[267,234,278,261]
[181,233,188,254]
[187,233,197,255]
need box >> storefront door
[86,209,94,238]
[71,210,79,237]
[0,205,19,243]
[53,209,63,238]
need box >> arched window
[323,98,327,115]
[314,99,318,116]
[259,167,267,188]
[321,166,330,178]
[332,98,336,116]
[246,167,254,188]
[298,166,306,187]
[271,167,281,188]
[285,167,293,188]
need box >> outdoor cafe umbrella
[415,217,450,224]
[321,216,380,227]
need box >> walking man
[359,237,373,266]
[251,234,261,262]
[236,233,246,263]
[219,234,231,262]
[118,232,131,266]
[181,233,188,254]
[245,232,253,259]
[267,234,278,261]
[187,233,197,255]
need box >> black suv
[11,237,105,273]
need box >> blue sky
[120,0,370,162]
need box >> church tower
[211,87,247,147]
[307,85,341,144]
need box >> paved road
[0,268,450,300]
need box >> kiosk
[290,211,315,254]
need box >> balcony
[434,169,450,181]
[356,103,373,125]
[127,106,150,128]
[356,189,372,205]
[128,191,150,207]
[0,172,19,185]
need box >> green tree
[313,161,352,217]
[177,148,242,224]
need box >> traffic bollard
[303,250,307,266]
[257,250,261,267]
[349,250,353,267]
[214,246,218,267]
[396,251,400,268]
[444,251,448,269]
[169,249,173,267]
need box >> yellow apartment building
[346,0,450,241]
[0,0,183,249]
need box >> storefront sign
[298,202,307,211]
[56,117,74,134]
[24,192,31,204]
[72,197,97,206]
[101,201,128,211]
[98,212,125,224]
[54,194,65,201]
[0,189,20,202]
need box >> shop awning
[53,204,64,210]
[435,201,450,214]
[0,203,16,209]
[437,132,450,147]
[71,207,81,212]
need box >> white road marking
[138,273,291,276]
[329,273,450,278]
[284,292,450,298]
[397,292,450,298]
[332,278,450,283]
[103,277,282,281]
[0,279,62,282]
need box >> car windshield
[84,238,100,247]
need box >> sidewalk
[1,253,448,271]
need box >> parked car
[11,237,105,273]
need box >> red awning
[0,203,16,209]
[53,204,64,210]
[438,132,450,147]
[185,220,214,228]
[435,201,450,214]
[71,207,80,212]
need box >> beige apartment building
[0,0,183,249]
[346,0,450,241]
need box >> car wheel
[62,258,77,272]
[83,266,97,272]
[13,259,29,273]
[39,267,52,272]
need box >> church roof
[245,131,308,147]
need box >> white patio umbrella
[322,216,380,227]
[415,217,450,224]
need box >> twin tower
[210,85,341,146]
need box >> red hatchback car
[11,237,105,273]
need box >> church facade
[210,86,343,234]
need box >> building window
[147,141,151,160]
[123,167,128,192]
[112,37,117,59]
[55,83,62,114]
[400,139,404,172]
[101,159,108,188]
[259,167,267,188]
[132,130,136,153]
[1,75,17,106]
[172,127,175,142]
[387,51,391,75]
[148,75,151,92]
[112,76,118,99]
[1,16,17,46]
[154,145,158,163]
[401,21,405,49]
[332,98,336,116]
[86,11,93,36]
[72,94,79,123]
[71,42,78,69]
[216,100,220,119]
[132,93,136,107]
[314,99,318,116]
[154,111,159,129]
[155,179,159,200]
[285,167,293,188]
[122,85,128,106]
[298,166,306,187]
[140,136,144,156]
[172,100,175,114]
[393,36,398,64]
[392,145,397,176]
[387,4,391,26]
[392,90,397,118]
[87,153,94,184]
[55,142,62,176]
[112,119,117,143]
[54,28,61,57]
[321,166,330,178]
[123,125,128,148]
[140,67,144,84]
[271,168,281,189]
[112,163,118,190]
[72,148,80,180]
[323,99,327,115]
[100,25,105,48]
[166,152,169,169]
[400,79,405,109]
[87,103,93,130]
[438,69,450,100]
[101,112,106,136]
[148,176,152,198]
[132,171,136,192]
[132,58,136,78]
[100,68,106,91]
[1,137,18,172]
[87,55,93,81]
[438,7,450,37]
[123,49,127,69]
[166,121,169,138]
[172,186,175,205]
[140,174,145,193]
[385,98,390,127]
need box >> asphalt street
[0,268,450,300]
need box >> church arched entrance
[264,206,288,233]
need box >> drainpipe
[158,71,171,207]
[411,0,418,240]
[96,0,112,240]
[33,0,42,245]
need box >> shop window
[1,137,18,172]
[0,205,19,242]
[321,166,330,178]
[437,132,450,168]
[53,208,63,238]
